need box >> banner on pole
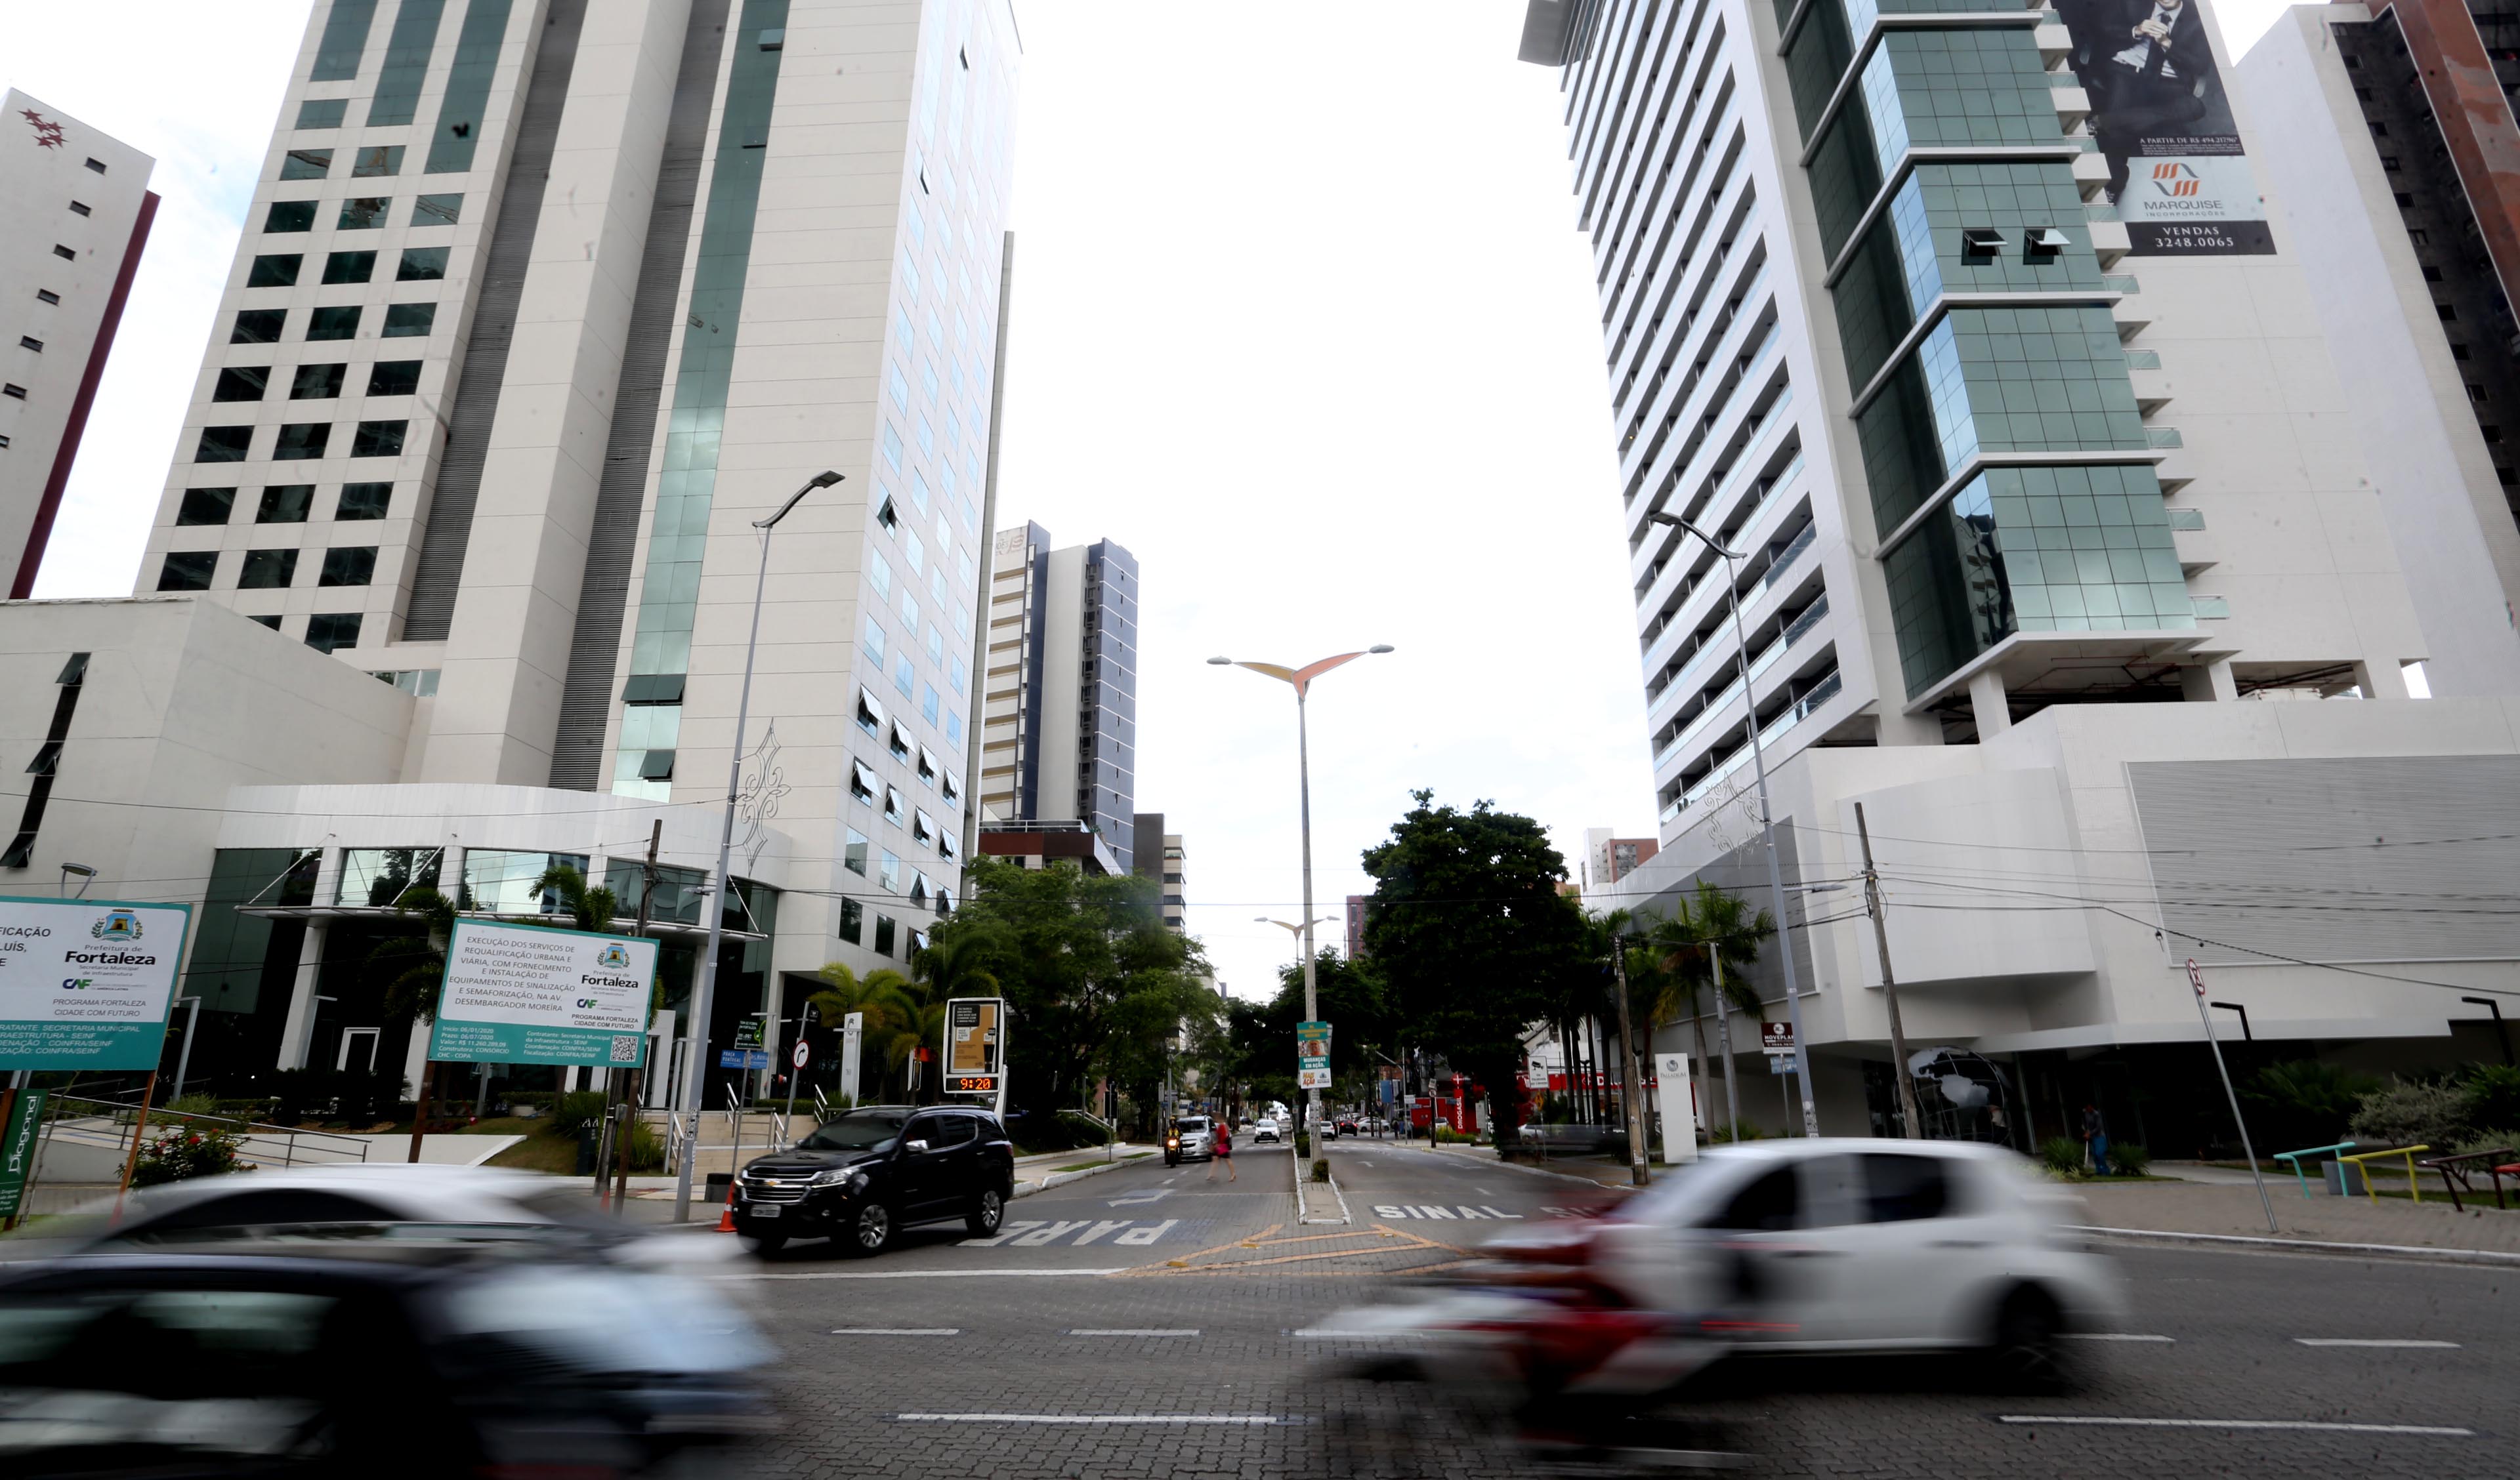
[427,919,657,1067]
[0,1089,49,1218]
[0,896,192,1070]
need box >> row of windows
[851,689,966,806]
[247,245,446,287]
[213,361,421,402]
[841,827,954,907]
[156,545,378,592]
[280,144,404,180]
[836,898,929,957]
[224,303,435,344]
[194,420,408,462]
[264,193,461,233]
[175,483,392,525]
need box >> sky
[12,0,2306,1003]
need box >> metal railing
[2273,1140,2355,1198]
[44,1094,371,1170]
[2336,1143,2429,1203]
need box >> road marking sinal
[833,1328,961,1336]
[1067,1328,1198,1337]
[1997,1417,2472,1437]
[2293,1338,2460,1349]
[2063,1333,2175,1343]
[894,1414,1291,1426]
[1370,1204,1522,1220]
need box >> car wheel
[1984,1287,2070,1395]
[846,1201,894,1257]
[744,1230,787,1256]
[967,1185,1006,1237]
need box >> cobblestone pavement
[707,1148,2515,1477]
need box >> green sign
[1297,1020,1330,1069]
[734,1016,766,1051]
[0,1089,47,1219]
[0,895,193,1070]
[427,919,658,1068]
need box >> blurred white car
[1482,1139,2125,1388]
[1251,1120,1281,1143]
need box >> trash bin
[2322,1159,2367,1196]
[574,1126,599,1176]
[704,1171,734,1206]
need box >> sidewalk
[2073,1180,2520,1258]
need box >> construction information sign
[0,896,192,1070]
[944,997,1002,1094]
[427,919,656,1068]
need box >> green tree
[371,886,458,1024]
[1360,790,1590,1155]
[530,863,621,934]
[806,962,923,1103]
[1641,882,1771,1134]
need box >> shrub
[2107,1142,2151,1177]
[2349,1079,2475,1149]
[550,1091,610,1138]
[134,1125,247,1186]
[2462,1064,2520,1131]
[1311,1158,1331,1183]
[2451,1128,2520,1159]
[2040,1136,2087,1177]
[2244,1060,2381,1149]
[1433,1126,1472,1145]
[1708,1124,1767,1144]
[1294,1132,1311,1157]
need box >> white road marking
[2293,1338,2460,1349]
[1066,1329,1200,1338]
[896,1414,1291,1425]
[1372,1204,1523,1220]
[959,1217,1179,1248]
[1072,1220,1135,1245]
[1013,1220,1091,1246]
[1108,1187,1173,1207]
[1996,1417,2473,1437]
[1113,1218,1177,1245]
[1292,1328,1426,1341]
[747,1269,1125,1279]
[2063,1333,2175,1343]
[833,1328,961,1336]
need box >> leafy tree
[371,886,457,1025]
[806,963,923,1102]
[531,863,621,934]
[1360,790,1590,1155]
[2242,1059,2380,1149]
[1639,882,1772,1135]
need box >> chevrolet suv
[734,1105,1015,1256]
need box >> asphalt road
[715,1143,2516,1477]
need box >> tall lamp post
[1646,511,1818,1137]
[1210,647,1394,1138]
[672,468,843,1223]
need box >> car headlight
[808,1167,856,1187]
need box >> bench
[2419,1148,2520,1212]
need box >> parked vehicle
[45,1165,646,1260]
[732,1104,1014,1256]
[0,1241,771,1475]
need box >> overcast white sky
[12,0,2302,1002]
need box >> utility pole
[1855,804,1923,1140]
[1610,934,1650,1186]
[1710,952,1741,1142]
[2189,958,2277,1233]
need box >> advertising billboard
[0,896,192,1071]
[1296,1019,1331,1090]
[2061,0,2273,255]
[427,919,657,1067]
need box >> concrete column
[1876,708,1944,746]
[2180,659,2238,702]
[1967,668,2012,739]
[275,846,344,1071]
[2353,659,2410,699]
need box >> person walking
[1205,1119,1236,1182]
[2082,1102,2110,1175]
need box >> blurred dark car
[734,1104,1014,1254]
[0,1243,771,1477]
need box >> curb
[1015,1153,1151,1200]
[2074,1223,2520,1267]
[1415,1143,1645,1193]
[1294,1149,1351,1225]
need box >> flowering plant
[133,1123,248,1186]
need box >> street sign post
[1297,1020,1331,1091]
[839,1012,864,1107]
[944,998,1005,1116]
[1759,1021,1795,1052]
[2190,958,2278,1233]
[0,896,192,1071]
[1654,1052,1698,1164]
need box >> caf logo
[596,943,631,970]
[91,910,144,943]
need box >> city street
[723,1146,2517,1477]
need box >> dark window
[2423,264,2445,281]
[639,749,676,781]
[838,897,864,943]
[51,244,75,262]
[336,482,391,520]
[2370,121,2389,137]
[2410,229,2430,244]
[16,337,40,353]
[175,487,236,525]
[295,98,348,129]
[337,197,389,230]
[396,246,448,281]
[306,306,361,340]
[238,548,299,588]
[2470,383,2490,403]
[2454,342,2474,361]
[1860,1153,1952,1222]
[156,551,217,591]
[412,193,462,226]
[290,363,346,400]
[873,914,897,956]
[84,157,104,174]
[257,485,315,524]
[350,145,404,177]
[1,384,22,400]
[306,613,364,653]
[351,420,406,457]
[321,250,375,284]
[249,614,281,630]
[68,201,91,217]
[919,1115,975,1147]
[280,148,332,180]
[320,546,377,586]
[26,741,62,775]
[195,426,254,462]
[2484,425,2504,444]
[366,361,421,396]
[2439,302,2458,321]
[1710,1165,1801,1231]
[2397,192,2417,207]
[231,309,286,344]
[272,423,331,461]
[246,254,301,288]
[35,289,60,304]
[212,367,270,402]
[311,0,379,80]
[381,303,435,338]
[264,200,318,233]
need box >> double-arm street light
[1646,510,1818,1137]
[673,468,843,1223]
[1210,647,1394,1136]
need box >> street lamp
[1210,646,1393,1138]
[1647,510,1817,1136]
[1255,915,1339,935]
[674,468,843,1223]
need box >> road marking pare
[961,1218,1179,1248]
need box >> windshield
[1177,1118,1209,1134]
[799,1110,907,1153]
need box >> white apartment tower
[1,91,156,600]
[1,0,1019,1094]
[980,520,1140,868]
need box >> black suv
[734,1105,1015,1255]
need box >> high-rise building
[2,91,156,600]
[1128,810,1185,931]
[2239,3,2520,694]
[3,0,1018,1096]
[1521,0,2520,1142]
[1582,827,1658,890]
[979,522,1139,867]
[1345,893,1367,960]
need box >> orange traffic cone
[715,1179,738,1233]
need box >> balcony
[1662,668,1845,822]
[1640,491,1812,690]
[1654,592,1830,770]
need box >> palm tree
[807,962,923,1106]
[530,863,622,934]
[371,885,459,1025]
[910,930,1001,1005]
[1644,882,1772,1142]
